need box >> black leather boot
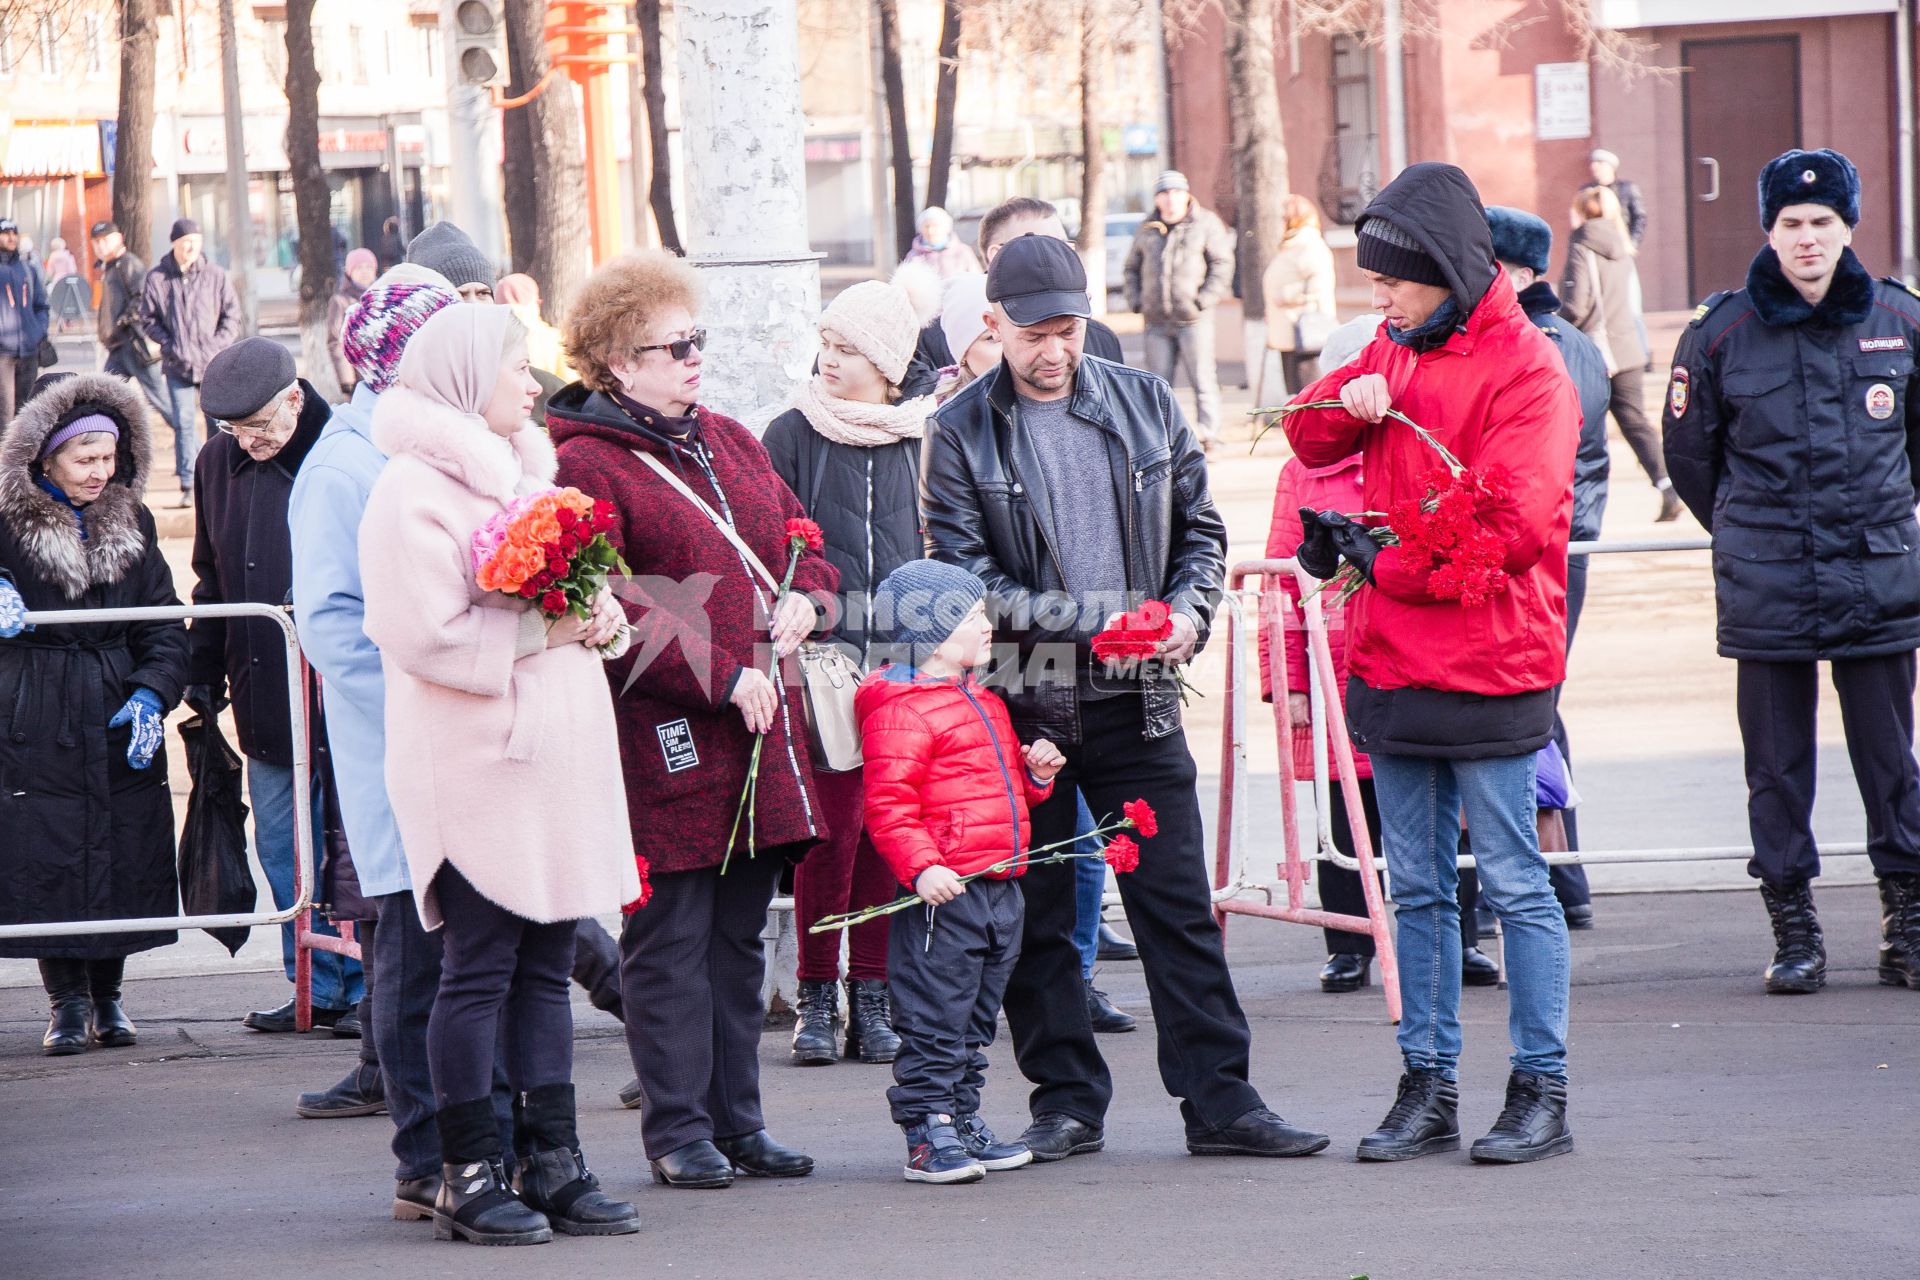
[39,959,91,1056]
[86,957,136,1047]
[1085,977,1136,1033]
[432,1097,552,1245]
[513,1084,638,1236]
[1462,946,1501,987]
[393,1174,441,1222]
[1356,1070,1460,1161]
[790,980,840,1065]
[1319,953,1370,993]
[844,978,901,1064]
[1878,873,1920,989]
[1760,880,1826,994]
[295,1062,387,1118]
[1469,1071,1573,1163]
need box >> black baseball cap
[90,219,118,238]
[986,233,1092,326]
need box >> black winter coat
[0,373,189,959]
[762,407,924,666]
[187,379,327,764]
[1519,280,1611,543]
[1664,247,1920,660]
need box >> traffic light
[452,0,507,87]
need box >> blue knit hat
[871,559,987,666]
[1758,148,1860,230]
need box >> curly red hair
[562,252,704,394]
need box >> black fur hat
[1485,206,1552,274]
[1758,148,1860,230]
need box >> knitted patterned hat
[871,558,987,666]
[819,280,921,386]
[343,281,461,392]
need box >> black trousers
[1320,778,1479,956]
[1609,367,1667,488]
[1007,696,1262,1133]
[619,852,779,1159]
[1737,654,1920,885]
[887,877,1023,1125]
[424,867,577,1109]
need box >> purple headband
[41,412,120,461]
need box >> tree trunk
[503,0,590,324]
[1078,0,1109,308]
[113,0,159,259]
[635,0,681,254]
[876,0,915,261]
[1222,0,1288,324]
[500,7,537,274]
[284,0,339,402]
[925,0,962,213]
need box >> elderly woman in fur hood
[0,372,190,1056]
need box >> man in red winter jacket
[1283,162,1580,1166]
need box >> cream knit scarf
[790,377,935,448]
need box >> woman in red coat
[550,252,838,1190]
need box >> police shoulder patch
[1668,365,1691,418]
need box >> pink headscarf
[395,303,518,418]
[495,273,541,308]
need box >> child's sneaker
[902,1116,987,1184]
[955,1113,1033,1171]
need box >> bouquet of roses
[1091,599,1201,703]
[472,488,631,655]
[722,517,824,871]
[808,800,1159,934]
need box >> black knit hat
[1356,216,1450,288]
[1758,148,1860,230]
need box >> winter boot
[512,1083,639,1236]
[844,977,901,1064]
[87,958,136,1047]
[1469,1071,1573,1164]
[295,1062,387,1118]
[902,1116,986,1184]
[1356,1070,1460,1162]
[1878,872,1920,989]
[790,979,841,1065]
[1760,880,1827,994]
[432,1097,552,1245]
[954,1113,1032,1171]
[38,959,91,1056]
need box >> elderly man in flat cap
[187,336,364,1033]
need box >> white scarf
[790,377,935,449]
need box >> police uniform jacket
[1664,245,1920,660]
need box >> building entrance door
[1682,37,1801,300]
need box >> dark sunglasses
[635,328,708,362]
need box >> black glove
[1320,512,1382,585]
[1295,507,1341,580]
[183,683,228,719]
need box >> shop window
[0,19,14,79]
[84,13,106,77]
[349,25,367,85]
[35,12,59,77]
[1318,33,1380,226]
[415,20,438,81]
[261,19,287,85]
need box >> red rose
[1123,799,1159,839]
[785,517,824,552]
[541,590,567,615]
[558,533,580,556]
[547,556,568,577]
[555,507,579,530]
[518,582,539,599]
[1103,834,1141,874]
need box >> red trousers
[794,767,896,982]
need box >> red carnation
[1137,599,1172,631]
[592,500,618,530]
[1103,834,1141,874]
[621,854,654,913]
[1123,799,1159,839]
[786,517,824,552]
[541,590,567,615]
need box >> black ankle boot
[1356,1070,1460,1161]
[512,1083,638,1235]
[433,1097,552,1245]
[87,958,136,1047]
[1462,946,1501,987]
[1878,873,1920,989]
[790,980,840,1065]
[38,959,91,1056]
[1319,953,1370,993]
[1469,1071,1573,1163]
[844,978,900,1064]
[1760,881,1826,993]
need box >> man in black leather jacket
[924,233,1329,1162]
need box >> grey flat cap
[201,338,298,420]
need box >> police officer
[1663,148,1920,995]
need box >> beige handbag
[630,450,865,772]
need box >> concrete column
[676,0,822,431]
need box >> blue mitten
[0,577,29,638]
[109,688,167,770]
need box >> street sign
[1534,62,1592,142]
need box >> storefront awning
[1,123,105,179]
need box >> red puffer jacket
[1282,271,1578,697]
[856,666,1054,888]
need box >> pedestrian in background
[1586,148,1647,247]
[326,248,379,396]
[359,303,639,1245]
[1261,194,1337,397]
[405,221,496,303]
[0,216,50,424]
[139,218,241,507]
[901,206,982,280]
[1125,170,1235,454]
[0,373,189,1055]
[1664,147,1920,996]
[1561,185,1677,522]
[764,279,935,1068]
[188,337,364,1034]
[43,237,87,334]
[90,221,170,432]
[495,274,572,380]
[549,250,833,1190]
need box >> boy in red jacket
[857,559,1064,1184]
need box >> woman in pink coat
[359,304,639,1246]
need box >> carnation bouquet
[1090,599,1202,702]
[472,487,631,653]
[808,800,1159,934]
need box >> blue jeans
[247,759,364,1011]
[1370,751,1570,1080]
[1069,792,1103,979]
[103,345,171,424]
[164,373,212,491]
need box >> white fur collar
[370,387,556,504]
